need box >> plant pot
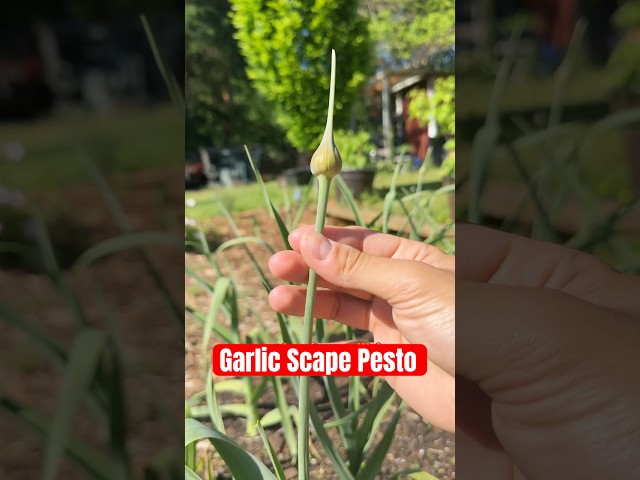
[611,91,640,195]
[338,167,376,201]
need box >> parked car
[202,145,262,186]
[185,145,262,188]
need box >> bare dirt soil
[0,167,184,479]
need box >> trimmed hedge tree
[230,0,371,153]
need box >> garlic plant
[298,48,341,480]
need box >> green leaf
[355,407,402,480]
[186,306,235,344]
[257,422,287,480]
[185,266,214,294]
[308,402,354,480]
[272,377,297,458]
[408,472,439,480]
[185,418,277,480]
[0,303,67,365]
[43,328,108,480]
[206,369,224,433]
[140,14,185,118]
[356,382,396,456]
[335,175,365,226]
[215,236,276,255]
[219,403,252,418]
[245,145,292,250]
[259,408,283,428]
[185,465,203,480]
[73,232,183,269]
[214,379,248,395]
[202,278,231,358]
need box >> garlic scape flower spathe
[297,48,341,480]
[310,50,342,179]
[310,130,342,178]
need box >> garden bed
[185,208,456,479]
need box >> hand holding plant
[269,225,456,432]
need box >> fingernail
[304,231,332,260]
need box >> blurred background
[184,0,455,228]
[456,0,640,273]
[455,2,640,478]
[1,1,184,479]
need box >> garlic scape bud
[310,49,342,179]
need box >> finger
[457,279,618,393]
[268,285,371,331]
[296,230,441,306]
[456,223,616,289]
[289,225,454,271]
[268,250,373,301]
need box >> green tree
[365,0,454,67]
[186,0,286,154]
[408,75,455,137]
[229,0,372,153]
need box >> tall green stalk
[298,49,342,480]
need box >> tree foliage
[408,75,455,137]
[186,0,286,153]
[365,0,454,67]
[229,0,372,153]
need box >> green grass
[0,105,182,191]
[185,167,446,221]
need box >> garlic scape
[297,48,340,480]
[310,50,342,179]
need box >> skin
[269,225,455,431]
[268,224,640,479]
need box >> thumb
[298,230,431,304]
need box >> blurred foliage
[185,0,288,159]
[229,0,372,153]
[440,150,455,178]
[612,0,640,29]
[608,0,640,94]
[333,129,376,168]
[408,76,455,136]
[364,0,454,67]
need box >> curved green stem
[297,174,331,479]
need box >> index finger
[455,224,630,312]
[288,225,454,271]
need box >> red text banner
[212,343,427,376]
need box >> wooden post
[381,72,394,160]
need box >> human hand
[268,225,455,432]
[456,224,640,480]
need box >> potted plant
[332,129,377,200]
[608,0,640,194]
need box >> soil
[185,207,455,479]
[0,166,185,479]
